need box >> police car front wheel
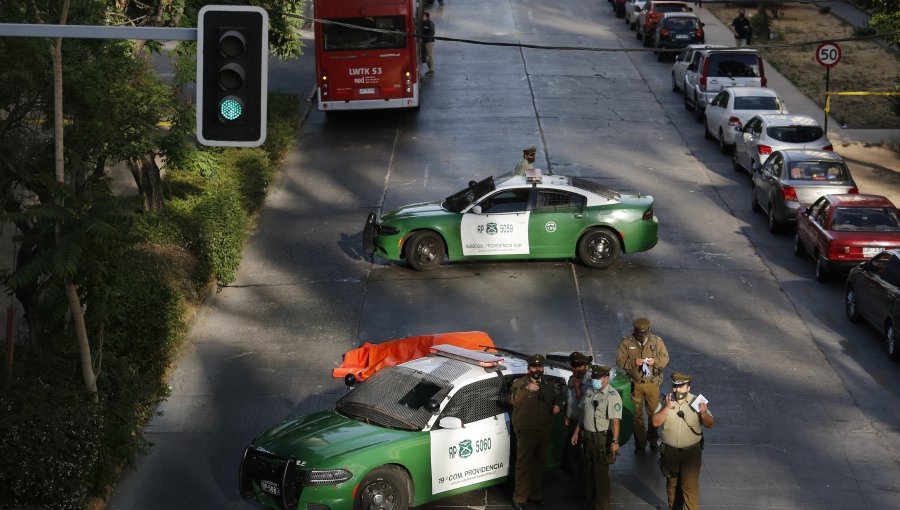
[355,465,411,510]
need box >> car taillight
[829,245,862,257]
[728,116,742,127]
[781,186,798,201]
[695,28,704,38]
[700,58,709,91]
[849,187,859,194]
[661,29,670,37]
[823,144,833,151]
[757,144,772,155]
[642,207,654,220]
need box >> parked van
[683,48,767,122]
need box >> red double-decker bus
[314,0,423,111]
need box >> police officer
[651,372,715,510]
[562,352,592,485]
[616,317,669,453]
[570,364,621,510]
[514,146,537,176]
[510,354,565,510]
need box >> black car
[845,249,900,361]
[653,12,704,61]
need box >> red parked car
[794,194,900,281]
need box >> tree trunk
[130,152,164,211]
[52,0,97,400]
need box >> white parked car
[625,0,647,30]
[704,87,787,154]
[732,113,833,173]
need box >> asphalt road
[108,1,900,509]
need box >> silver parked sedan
[733,114,833,173]
[751,149,858,233]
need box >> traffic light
[196,5,268,147]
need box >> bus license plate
[359,88,376,95]
[864,247,883,257]
[260,480,281,496]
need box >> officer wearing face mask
[651,372,715,510]
[570,364,621,510]
[616,317,669,454]
[509,354,565,510]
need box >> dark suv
[653,12,704,60]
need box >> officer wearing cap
[616,317,669,454]
[509,354,565,510]
[562,352,592,485]
[651,372,714,510]
[514,146,537,176]
[570,364,621,510]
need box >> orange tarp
[332,331,495,381]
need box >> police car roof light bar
[525,167,543,183]
[430,344,504,367]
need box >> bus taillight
[321,75,329,98]
[405,71,412,93]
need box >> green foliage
[0,381,103,510]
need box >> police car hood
[381,201,449,221]
[254,410,409,464]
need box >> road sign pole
[824,67,830,136]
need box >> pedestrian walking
[509,354,565,510]
[615,317,669,454]
[731,9,752,46]
[562,351,592,488]
[421,12,436,76]
[514,146,537,176]
[652,372,715,510]
[570,364,622,510]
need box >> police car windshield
[335,366,453,431]
[443,176,496,213]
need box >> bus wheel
[578,229,620,269]
[405,231,445,271]
[355,466,411,510]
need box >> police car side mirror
[471,205,482,214]
[426,398,441,413]
[439,417,463,429]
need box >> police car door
[429,376,511,495]
[460,188,532,256]
[528,189,587,256]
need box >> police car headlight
[302,469,353,486]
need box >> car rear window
[734,96,780,110]
[766,126,824,143]
[707,53,760,77]
[831,207,900,231]
[664,17,698,30]
[786,161,851,181]
[656,3,689,12]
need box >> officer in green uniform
[562,351,592,485]
[509,354,565,510]
[615,317,669,453]
[570,364,622,510]
[514,146,537,176]
[651,372,715,510]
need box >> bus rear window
[323,16,407,51]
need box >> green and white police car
[239,345,635,510]
[363,170,659,270]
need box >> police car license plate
[260,480,281,496]
[864,247,883,257]
[359,87,376,95]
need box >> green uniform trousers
[661,443,702,510]
[631,381,661,448]
[581,433,612,510]
[513,427,550,504]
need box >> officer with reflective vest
[651,372,715,510]
[570,364,622,510]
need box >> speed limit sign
[816,42,842,67]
